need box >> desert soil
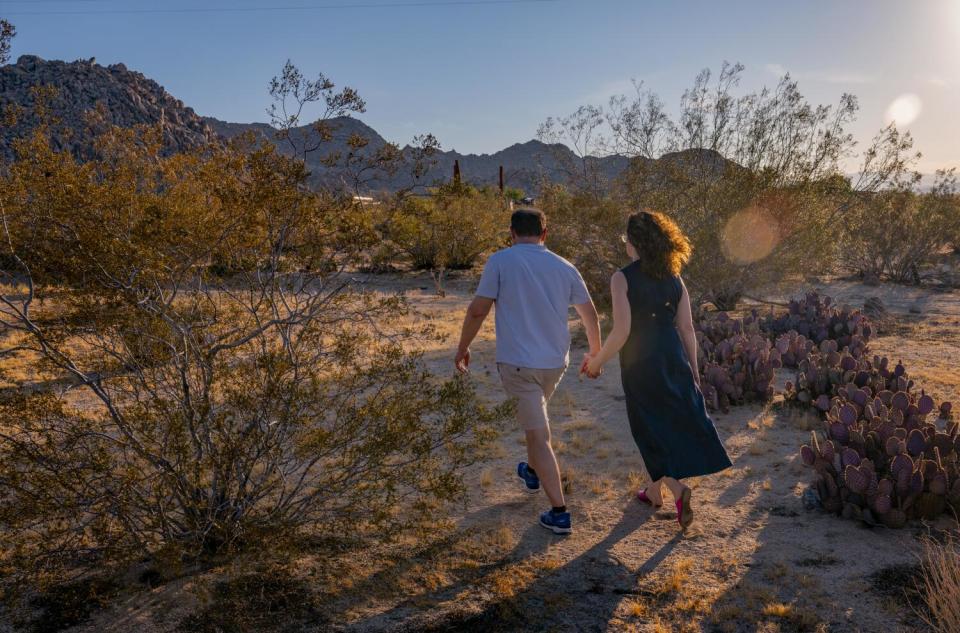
[62,274,960,633]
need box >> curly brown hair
[624,210,692,279]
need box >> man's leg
[525,366,567,508]
[526,426,565,508]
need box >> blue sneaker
[539,509,572,535]
[517,462,540,493]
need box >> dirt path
[67,275,957,633]
[337,277,954,632]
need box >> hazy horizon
[4,0,958,173]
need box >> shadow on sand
[348,501,682,633]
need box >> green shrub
[0,112,510,594]
[839,171,960,283]
[386,182,510,272]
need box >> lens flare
[884,93,922,127]
[721,206,780,265]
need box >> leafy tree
[540,63,919,308]
[540,184,626,309]
[384,182,511,295]
[840,170,960,283]
[0,88,508,589]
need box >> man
[455,208,601,534]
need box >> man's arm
[585,271,630,377]
[573,300,602,358]
[455,296,494,373]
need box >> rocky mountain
[205,116,632,194]
[0,55,218,160]
[0,55,631,193]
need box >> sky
[2,0,959,173]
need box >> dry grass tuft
[782,406,821,431]
[568,433,592,455]
[564,418,598,432]
[479,523,516,553]
[561,466,578,494]
[589,476,613,496]
[761,601,792,617]
[623,597,649,618]
[627,470,647,491]
[920,535,960,633]
[654,557,694,596]
[651,617,671,633]
[488,563,535,599]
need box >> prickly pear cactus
[794,347,957,526]
[695,311,780,412]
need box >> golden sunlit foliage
[0,99,510,593]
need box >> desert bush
[384,182,510,293]
[542,63,919,309]
[0,111,509,591]
[839,170,960,283]
[920,535,960,633]
[539,183,627,307]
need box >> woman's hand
[585,354,604,379]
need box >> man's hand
[455,297,493,375]
[580,352,602,379]
[455,347,471,373]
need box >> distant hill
[0,55,218,160]
[0,55,684,194]
[205,116,632,194]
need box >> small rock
[908,303,922,314]
[863,297,888,320]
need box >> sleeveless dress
[618,262,732,481]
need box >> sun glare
[884,93,923,127]
[720,205,781,265]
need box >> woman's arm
[586,271,631,376]
[674,277,701,386]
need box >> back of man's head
[511,208,546,237]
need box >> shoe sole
[539,519,572,535]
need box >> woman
[585,210,731,530]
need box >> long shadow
[701,488,937,632]
[376,502,674,633]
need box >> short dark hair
[511,208,546,237]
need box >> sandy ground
[31,274,960,632]
[303,275,956,632]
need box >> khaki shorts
[497,363,566,430]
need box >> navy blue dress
[619,263,732,481]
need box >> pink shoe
[637,488,662,508]
[676,487,693,530]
